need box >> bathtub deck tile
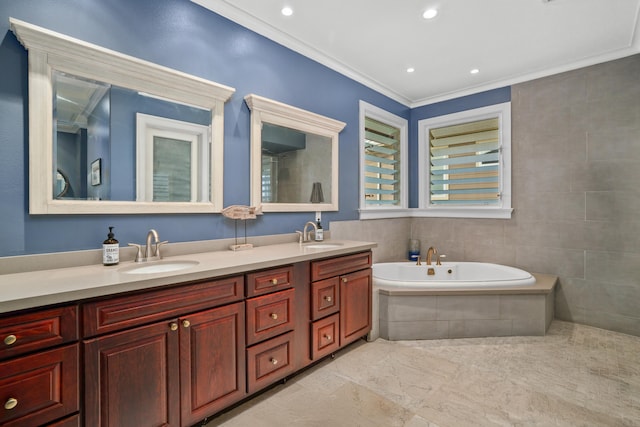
[386,320,449,340]
[435,295,500,320]
[386,296,437,322]
[450,319,513,338]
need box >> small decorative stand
[221,205,262,251]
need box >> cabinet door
[179,302,246,426]
[339,268,372,346]
[84,321,180,427]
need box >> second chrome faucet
[128,229,168,262]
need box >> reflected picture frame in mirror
[10,18,235,214]
[245,94,345,212]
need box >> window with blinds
[429,117,500,205]
[364,117,401,206]
[417,102,512,219]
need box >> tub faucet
[426,247,437,265]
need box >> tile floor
[207,321,640,426]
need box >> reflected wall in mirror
[245,94,345,212]
[11,18,235,214]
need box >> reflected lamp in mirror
[245,94,345,212]
[10,18,235,214]
[310,182,324,203]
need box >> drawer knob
[270,357,278,365]
[324,296,332,302]
[342,277,348,283]
[4,398,17,410]
[182,320,191,328]
[270,278,278,285]
[270,313,278,320]
[4,335,17,346]
[169,322,178,331]
[323,334,332,341]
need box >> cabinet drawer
[0,305,78,361]
[246,331,294,394]
[311,251,372,281]
[246,289,294,346]
[83,275,244,337]
[311,313,340,360]
[48,414,80,427]
[311,278,340,321]
[246,266,293,297]
[0,344,79,427]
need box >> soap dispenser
[103,226,120,266]
[315,218,324,241]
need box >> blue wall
[0,0,410,256]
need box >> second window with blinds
[359,101,408,219]
[418,102,512,219]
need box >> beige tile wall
[332,54,640,337]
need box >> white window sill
[359,207,513,220]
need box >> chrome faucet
[128,229,168,262]
[426,246,437,265]
[146,229,159,258]
[301,221,318,243]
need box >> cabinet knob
[323,334,332,341]
[4,334,17,346]
[270,278,278,285]
[324,296,332,302]
[182,320,191,328]
[270,357,278,365]
[342,277,348,283]
[270,313,278,320]
[169,322,178,331]
[4,398,17,410]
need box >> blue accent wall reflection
[0,0,508,256]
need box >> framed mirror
[245,94,345,212]
[10,18,235,214]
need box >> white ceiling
[193,0,640,107]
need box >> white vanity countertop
[0,240,376,314]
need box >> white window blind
[364,117,401,206]
[429,117,501,205]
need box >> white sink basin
[120,260,199,275]
[303,242,344,249]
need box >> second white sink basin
[120,260,199,275]
[303,242,344,249]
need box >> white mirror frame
[10,18,235,214]
[244,94,345,212]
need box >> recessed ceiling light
[407,67,415,73]
[423,8,438,19]
[470,68,480,74]
[281,6,293,16]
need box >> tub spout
[426,247,437,265]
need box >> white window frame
[359,101,409,220]
[417,102,513,219]
[136,113,210,203]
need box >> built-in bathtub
[370,262,556,341]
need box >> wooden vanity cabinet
[0,247,373,426]
[310,251,372,358]
[82,276,245,427]
[0,305,79,427]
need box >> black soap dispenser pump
[103,226,120,266]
